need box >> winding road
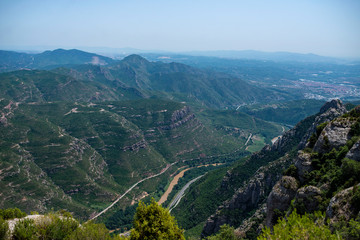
[89,161,177,221]
[168,174,204,212]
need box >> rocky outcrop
[294,151,312,184]
[122,139,148,152]
[236,204,266,238]
[326,185,360,224]
[345,140,360,161]
[313,118,354,153]
[202,156,287,237]
[159,106,195,130]
[294,186,322,212]
[265,176,299,227]
[299,99,347,149]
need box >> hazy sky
[1,0,359,57]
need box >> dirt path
[158,168,191,205]
[158,163,224,205]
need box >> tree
[130,199,185,240]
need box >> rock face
[345,140,360,161]
[159,106,195,130]
[313,118,354,153]
[294,151,312,184]
[201,100,357,238]
[265,176,299,227]
[202,156,288,237]
[299,99,347,149]
[294,186,322,213]
[326,185,360,224]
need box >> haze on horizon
[0,0,360,58]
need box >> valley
[0,48,359,239]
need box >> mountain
[183,50,344,63]
[0,69,145,103]
[238,99,326,126]
[169,99,360,239]
[141,53,360,102]
[0,97,284,220]
[0,49,114,72]
[0,49,298,108]
[53,54,294,108]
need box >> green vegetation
[1,97,283,221]
[0,208,27,220]
[239,99,325,125]
[5,211,123,240]
[206,225,241,240]
[0,217,9,240]
[172,113,316,236]
[130,199,185,240]
[258,211,340,240]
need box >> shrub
[206,224,240,240]
[0,217,9,240]
[13,218,37,240]
[65,222,114,240]
[258,211,340,240]
[0,208,27,220]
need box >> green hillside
[0,98,284,221]
[239,99,326,125]
[0,70,144,103]
[170,112,316,235]
[0,50,297,109]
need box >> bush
[0,217,9,240]
[206,224,241,240]
[66,222,114,240]
[258,211,340,240]
[36,214,79,240]
[283,164,298,178]
[13,218,37,240]
[0,208,27,220]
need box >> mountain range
[0,48,359,239]
[0,49,296,109]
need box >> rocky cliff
[202,99,360,238]
[264,101,360,233]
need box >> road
[169,174,204,212]
[89,161,177,221]
[245,133,252,145]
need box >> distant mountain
[179,50,344,63]
[0,50,297,108]
[0,49,114,72]
[51,54,296,108]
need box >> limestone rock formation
[265,176,299,226]
[345,140,360,161]
[294,151,313,184]
[294,185,322,213]
[326,185,360,224]
[299,99,347,149]
[313,118,354,153]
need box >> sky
[0,0,360,58]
